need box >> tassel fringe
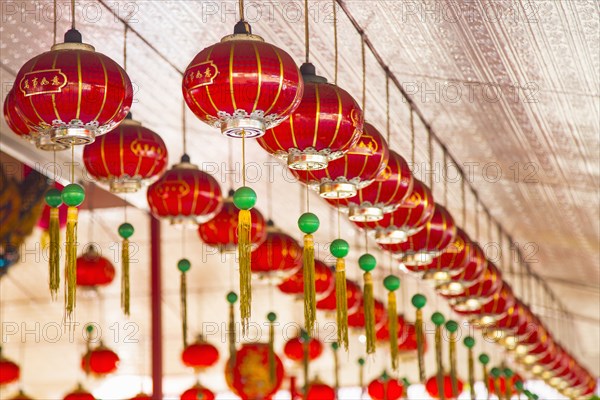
[335,258,348,351]
[180,271,187,347]
[48,207,60,300]
[416,308,426,383]
[449,332,458,397]
[435,325,445,400]
[238,209,252,334]
[121,238,130,317]
[363,271,375,355]
[64,206,78,322]
[303,234,316,335]
[268,320,275,384]
[482,364,489,400]
[228,302,236,369]
[388,291,398,370]
[467,347,475,400]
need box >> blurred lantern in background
[0,348,20,385]
[348,298,387,331]
[278,259,334,301]
[316,278,362,315]
[425,374,463,399]
[436,244,487,296]
[75,245,116,288]
[447,263,502,312]
[250,221,302,278]
[81,343,119,376]
[368,371,404,400]
[180,384,215,400]
[283,335,323,362]
[62,384,95,400]
[181,336,219,371]
[306,378,335,400]
[7,389,35,400]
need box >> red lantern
[398,321,428,357]
[376,314,406,342]
[306,379,335,400]
[481,300,527,342]
[0,352,20,385]
[277,259,334,300]
[316,279,362,315]
[348,298,387,331]
[466,283,515,325]
[258,62,363,170]
[487,372,523,396]
[198,197,267,252]
[129,393,151,400]
[283,335,323,362]
[225,342,285,400]
[63,384,95,400]
[294,122,389,200]
[81,344,119,376]
[353,179,434,244]
[14,29,133,147]
[182,21,303,139]
[76,246,116,287]
[4,89,32,141]
[181,336,219,370]
[250,222,302,277]
[425,374,464,399]
[435,244,486,296]
[368,373,404,400]
[180,384,215,400]
[83,114,168,193]
[447,263,502,312]
[147,156,223,227]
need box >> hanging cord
[385,72,390,143]
[332,0,338,84]
[238,0,244,21]
[305,171,310,212]
[361,33,366,118]
[410,109,415,169]
[87,184,95,243]
[461,173,466,227]
[70,146,75,183]
[473,191,479,243]
[182,100,187,155]
[53,0,57,45]
[443,149,448,206]
[304,0,310,63]
[266,155,273,221]
[227,140,234,189]
[70,0,75,29]
[427,130,434,194]
[242,133,246,186]
[123,25,128,72]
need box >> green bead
[226,291,238,304]
[300,330,310,342]
[45,188,62,207]
[177,258,191,273]
[504,368,513,378]
[383,275,400,292]
[86,324,94,333]
[490,367,501,378]
[118,222,134,239]
[358,253,376,272]
[478,353,490,365]
[464,336,475,348]
[267,312,277,322]
[330,238,349,258]
[61,183,85,207]
[331,342,339,351]
[381,371,389,381]
[445,320,459,333]
[431,312,445,326]
[298,212,319,234]
[233,186,257,210]
[402,377,411,388]
[358,357,365,366]
[411,293,427,309]
[515,381,524,391]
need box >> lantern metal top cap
[51,28,95,52]
[300,63,327,84]
[222,21,264,42]
[173,154,199,170]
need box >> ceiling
[0,0,598,397]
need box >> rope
[337,201,341,238]
[443,149,448,206]
[239,0,244,21]
[242,131,246,186]
[361,33,366,117]
[304,0,310,63]
[385,72,390,143]
[266,155,273,220]
[461,175,466,226]
[428,130,433,192]
[305,171,310,212]
[53,0,57,45]
[70,0,75,29]
[333,0,338,84]
[123,25,128,72]
[182,100,187,155]
[70,146,74,183]
[410,109,415,168]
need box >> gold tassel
[335,258,348,350]
[48,207,60,300]
[268,316,275,384]
[434,324,445,400]
[64,206,78,321]
[302,335,310,397]
[388,291,399,370]
[449,332,458,397]
[180,271,187,347]
[121,238,130,317]
[303,234,316,335]
[493,377,501,399]
[415,308,426,383]
[41,229,50,250]
[358,357,366,396]
[238,209,252,333]
[363,271,376,355]
[482,365,489,400]
[228,302,236,367]
[467,347,475,400]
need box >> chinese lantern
[398,321,427,357]
[3,89,32,142]
[368,372,404,400]
[182,21,302,138]
[435,244,486,296]
[466,282,516,326]
[250,222,302,278]
[380,203,456,266]
[180,384,215,400]
[425,374,464,399]
[376,314,406,342]
[354,179,434,244]
[306,379,335,400]
[328,150,413,221]
[258,62,363,170]
[294,122,389,200]
[348,298,387,331]
[13,28,132,147]
[81,344,119,376]
[283,335,323,362]
[181,336,219,370]
[198,196,267,252]
[225,342,285,400]
[82,114,168,193]
[147,155,223,227]
[63,384,95,400]
[447,263,502,312]
[76,245,116,287]
[277,259,333,301]
[487,370,523,397]
[481,300,527,342]
[316,278,362,315]
[129,393,151,400]
[0,349,19,385]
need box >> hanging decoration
[297,209,320,334]
[226,291,238,369]
[330,237,349,350]
[181,336,219,371]
[316,278,362,317]
[446,263,502,313]
[431,312,446,399]
[466,283,516,326]
[358,357,366,395]
[478,353,490,397]
[348,298,387,332]
[81,343,120,376]
[0,347,20,386]
[358,252,377,354]
[367,371,404,400]
[44,187,63,298]
[398,320,426,358]
[8,389,35,400]
[37,184,67,249]
[383,274,400,370]
[267,312,277,384]
[331,342,340,397]
[436,244,486,296]
[411,294,427,383]
[463,336,476,400]
[277,259,333,301]
[177,259,191,347]
[62,384,95,400]
[250,222,302,278]
[445,320,460,398]
[283,334,323,363]
[306,379,336,400]
[75,245,116,287]
[180,384,215,400]
[117,221,134,316]
[425,374,464,400]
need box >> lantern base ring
[435,281,465,296]
[421,269,451,282]
[287,152,329,171]
[35,134,70,151]
[402,251,437,267]
[51,126,96,146]
[110,179,142,193]
[375,228,408,244]
[319,181,357,199]
[348,204,383,222]
[170,215,201,229]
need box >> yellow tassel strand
[468,347,475,400]
[226,291,238,369]
[48,207,60,299]
[121,238,130,316]
[363,271,376,354]
[180,271,187,347]
[335,258,348,350]
[303,234,316,335]
[434,324,445,400]
[388,291,398,370]
[449,333,458,397]
[415,308,426,383]
[64,206,78,322]
[238,209,252,333]
[267,312,277,384]
[482,364,490,400]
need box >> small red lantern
[83,114,168,193]
[180,384,215,400]
[380,203,456,266]
[283,335,323,362]
[258,62,363,170]
[348,298,387,331]
[353,179,434,244]
[425,374,464,399]
[14,29,133,147]
[76,246,116,288]
[183,21,303,138]
[435,244,486,296]
[81,344,119,376]
[294,122,389,200]
[0,351,20,385]
[466,283,515,325]
[316,279,362,315]
[328,150,413,222]
[198,197,267,252]
[147,156,223,227]
[376,314,406,342]
[368,372,404,400]
[487,372,523,396]
[481,300,527,342]
[181,336,219,370]
[250,222,302,278]
[398,321,428,357]
[63,384,95,400]
[447,263,502,312]
[129,393,151,400]
[306,379,335,400]
[225,342,285,400]
[277,259,333,301]
[3,89,32,142]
